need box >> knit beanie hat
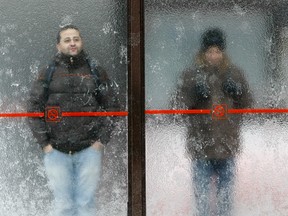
[201,28,226,51]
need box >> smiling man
[56,27,83,56]
[27,25,118,216]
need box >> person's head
[199,28,227,67]
[56,25,83,56]
[203,45,224,67]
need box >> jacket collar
[54,50,88,69]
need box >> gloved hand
[195,81,210,102]
[222,77,242,99]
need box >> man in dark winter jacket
[27,25,119,216]
[174,28,253,216]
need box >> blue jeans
[192,158,235,216]
[44,146,103,216]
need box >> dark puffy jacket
[27,51,119,153]
[174,65,253,160]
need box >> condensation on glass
[0,1,127,215]
[145,1,288,215]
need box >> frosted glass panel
[0,1,127,215]
[145,1,288,215]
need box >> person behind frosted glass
[27,25,118,216]
[174,28,253,216]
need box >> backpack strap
[86,58,101,89]
[43,61,56,101]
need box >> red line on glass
[145,109,211,115]
[0,109,288,118]
[0,112,45,117]
[0,111,128,118]
[145,109,288,115]
[61,111,128,117]
[228,109,288,114]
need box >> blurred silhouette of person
[174,28,253,216]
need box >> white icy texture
[146,117,288,216]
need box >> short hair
[56,25,81,44]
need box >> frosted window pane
[0,1,127,215]
[145,1,288,215]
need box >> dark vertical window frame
[128,0,146,215]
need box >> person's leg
[214,158,235,216]
[192,159,213,216]
[44,150,75,216]
[74,146,103,216]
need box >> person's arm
[27,69,51,150]
[223,66,253,108]
[173,69,200,110]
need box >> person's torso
[46,63,101,112]
[45,61,104,151]
[185,66,247,159]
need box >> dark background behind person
[0,1,127,215]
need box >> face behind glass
[204,46,224,67]
[56,28,83,56]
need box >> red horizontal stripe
[145,109,211,115]
[0,111,128,118]
[228,109,288,114]
[0,112,44,117]
[0,109,288,118]
[61,111,128,117]
[146,109,288,115]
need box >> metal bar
[128,0,145,215]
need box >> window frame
[127,1,288,215]
[128,0,146,215]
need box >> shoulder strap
[86,58,101,89]
[43,61,56,101]
[44,61,56,88]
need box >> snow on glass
[0,0,127,215]
[145,0,288,215]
